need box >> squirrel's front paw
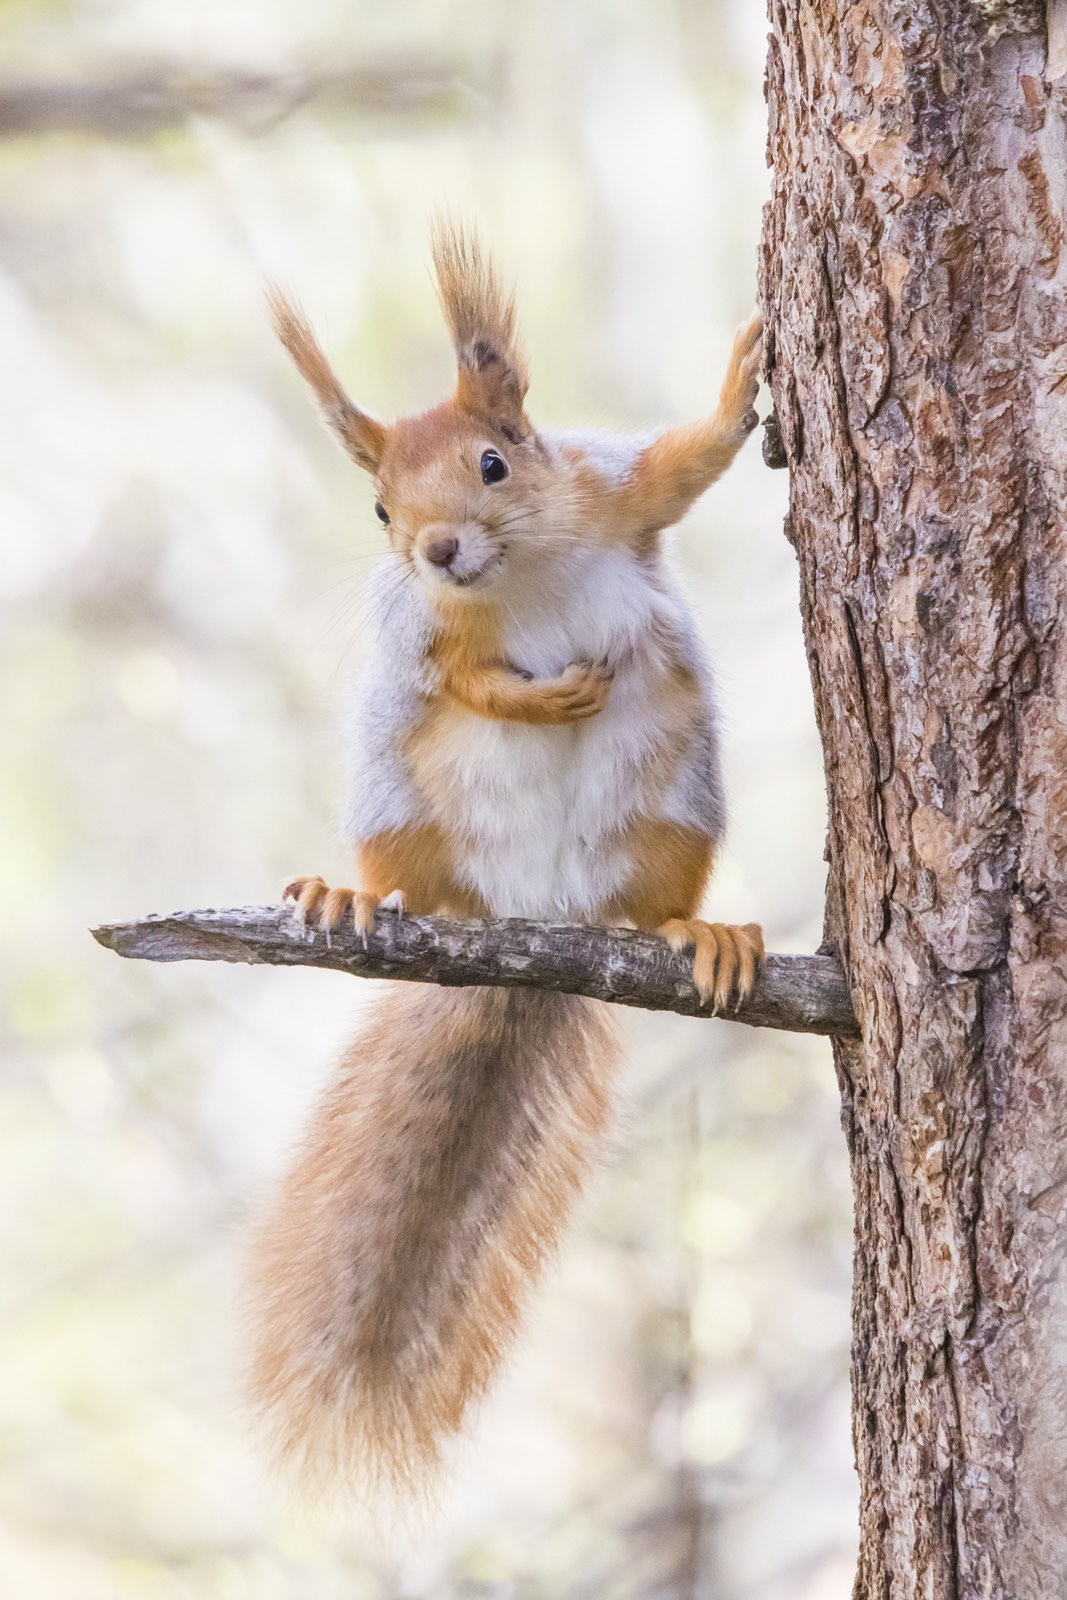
[721,310,763,440]
[658,918,764,1011]
[284,874,383,938]
[537,660,614,724]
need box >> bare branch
[0,59,472,141]
[91,905,858,1039]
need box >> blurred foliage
[0,0,856,1595]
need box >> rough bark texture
[761,4,1067,1596]
[92,907,858,1038]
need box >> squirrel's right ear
[267,287,387,474]
[430,219,530,438]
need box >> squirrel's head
[270,222,559,602]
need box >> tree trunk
[760,3,1067,1595]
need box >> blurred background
[0,1,856,1595]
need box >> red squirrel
[248,222,764,1494]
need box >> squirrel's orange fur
[252,222,765,1495]
[248,985,615,1495]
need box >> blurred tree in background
[0,1,854,1595]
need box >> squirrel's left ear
[431,218,530,440]
[267,287,387,474]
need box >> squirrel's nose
[423,535,459,569]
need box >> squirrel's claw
[284,874,328,926]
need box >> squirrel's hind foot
[658,917,764,1011]
[283,874,399,940]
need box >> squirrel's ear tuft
[430,218,530,436]
[267,286,387,474]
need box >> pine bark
[760,3,1067,1596]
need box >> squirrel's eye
[374,499,390,526]
[480,449,509,486]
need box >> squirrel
[247,221,765,1496]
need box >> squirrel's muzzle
[414,520,497,589]
[423,534,459,569]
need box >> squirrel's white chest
[347,548,719,921]
[427,685,656,919]
[426,556,679,919]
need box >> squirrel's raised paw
[719,310,763,440]
[658,917,764,1011]
[283,874,382,938]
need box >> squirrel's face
[372,407,550,600]
[271,222,555,603]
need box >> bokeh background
[1,2,857,1595]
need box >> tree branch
[91,905,859,1039]
[0,59,471,141]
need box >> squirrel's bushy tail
[245,985,619,1495]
